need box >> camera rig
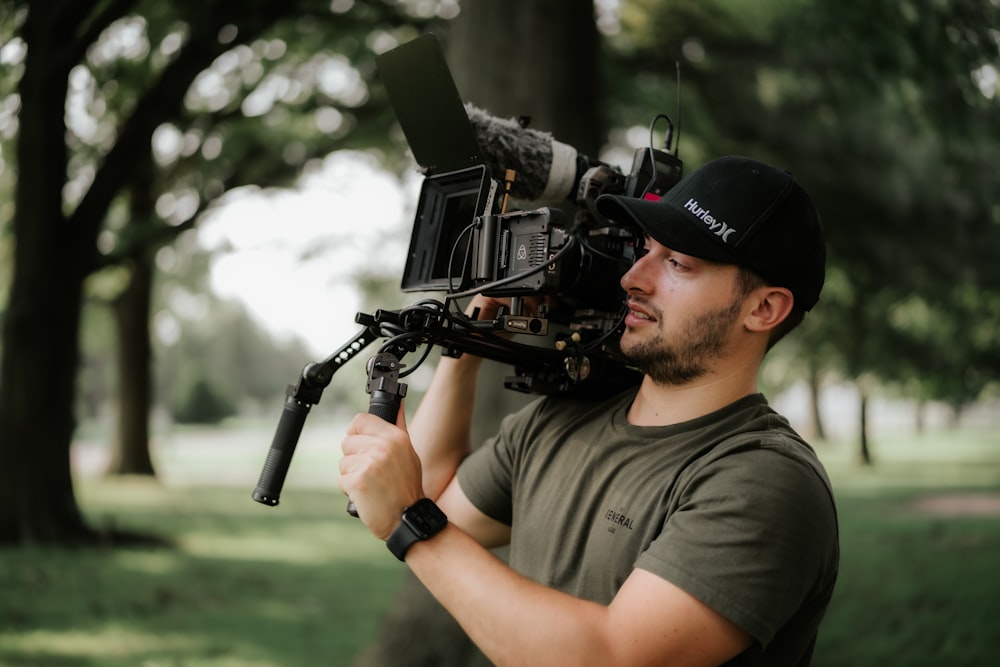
[252,33,684,507]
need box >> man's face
[618,236,746,385]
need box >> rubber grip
[368,389,401,423]
[252,396,311,506]
[346,390,402,517]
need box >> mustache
[625,295,662,320]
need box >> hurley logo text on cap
[683,198,737,243]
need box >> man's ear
[745,287,795,333]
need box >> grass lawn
[815,427,1000,667]
[0,480,406,667]
[1,418,999,666]
[817,490,1000,667]
[2,417,408,667]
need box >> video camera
[380,34,684,381]
[250,33,684,507]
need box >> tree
[605,0,1000,460]
[107,173,158,474]
[355,2,605,665]
[85,5,424,476]
[154,283,317,423]
[0,0,428,545]
[773,0,1000,458]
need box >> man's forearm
[408,296,506,499]
[407,351,484,499]
[405,524,750,667]
[405,524,615,667]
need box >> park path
[908,492,1000,517]
[71,417,348,489]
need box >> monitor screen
[400,165,497,293]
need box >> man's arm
[342,295,512,547]
[403,346,514,548]
[408,294,514,501]
[403,525,752,667]
[406,343,483,502]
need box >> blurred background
[1,1,998,665]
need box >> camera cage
[381,34,684,395]
[251,33,686,507]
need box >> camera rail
[251,299,639,509]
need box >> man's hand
[338,405,425,540]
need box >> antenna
[672,61,682,156]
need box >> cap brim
[596,194,739,264]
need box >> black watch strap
[386,498,448,561]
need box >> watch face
[403,498,448,538]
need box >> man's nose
[621,255,651,294]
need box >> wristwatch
[386,498,448,561]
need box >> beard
[621,298,743,385]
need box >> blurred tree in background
[0,0,434,544]
[357,3,602,665]
[81,242,318,428]
[0,0,997,546]
[605,0,1000,461]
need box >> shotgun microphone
[465,104,598,203]
[465,104,682,206]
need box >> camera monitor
[375,33,483,174]
[377,33,500,294]
[400,165,498,293]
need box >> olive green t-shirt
[457,390,839,666]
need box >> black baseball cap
[596,155,826,310]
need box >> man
[339,156,839,666]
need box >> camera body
[471,207,633,316]
[378,33,683,395]
[401,152,680,330]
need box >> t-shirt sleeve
[634,440,839,648]
[456,397,550,526]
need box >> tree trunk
[858,388,873,465]
[107,172,158,476]
[445,0,604,155]
[356,2,601,664]
[0,244,94,544]
[0,8,95,544]
[948,401,963,430]
[108,250,157,476]
[914,398,925,435]
[807,360,827,441]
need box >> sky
[196,151,420,357]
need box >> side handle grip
[252,396,311,506]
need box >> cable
[444,235,580,302]
[446,222,479,294]
[642,113,674,199]
[583,306,628,353]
